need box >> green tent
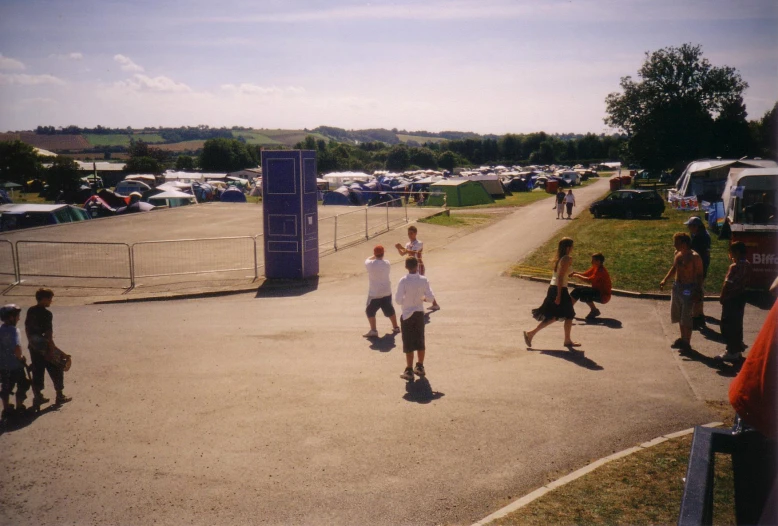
[426,179,494,207]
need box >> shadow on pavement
[575,317,623,329]
[403,377,444,404]
[255,277,319,298]
[677,347,742,378]
[704,315,721,326]
[368,333,397,353]
[699,325,726,344]
[529,348,604,371]
[0,404,62,436]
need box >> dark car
[589,189,665,219]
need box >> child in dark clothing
[0,304,29,420]
[717,242,751,363]
[25,288,69,405]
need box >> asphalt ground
[0,178,771,525]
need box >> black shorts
[366,296,395,318]
[401,311,425,353]
[570,287,602,303]
[0,368,29,399]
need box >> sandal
[523,331,532,348]
[564,341,582,348]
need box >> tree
[605,43,749,169]
[385,144,411,171]
[45,156,82,195]
[175,155,195,171]
[437,151,458,172]
[751,101,778,160]
[199,138,257,172]
[0,140,43,184]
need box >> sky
[0,0,776,135]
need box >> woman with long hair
[523,237,580,348]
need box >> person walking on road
[554,189,566,219]
[660,233,704,352]
[564,189,576,219]
[395,225,440,311]
[716,241,751,363]
[0,304,29,420]
[569,252,612,319]
[524,237,580,349]
[394,257,436,381]
[25,288,70,406]
[686,216,711,329]
[363,245,400,338]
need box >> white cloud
[49,52,84,60]
[0,73,64,85]
[115,73,192,93]
[220,83,305,95]
[0,53,25,70]
[113,54,144,72]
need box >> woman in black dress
[523,237,580,349]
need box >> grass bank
[513,199,730,294]
[493,432,735,525]
[419,212,495,228]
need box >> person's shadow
[403,377,445,404]
[575,317,623,329]
[0,404,62,436]
[528,348,604,371]
[367,332,397,353]
[678,346,742,377]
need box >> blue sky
[0,0,776,134]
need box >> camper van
[721,167,778,288]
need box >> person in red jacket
[569,252,612,319]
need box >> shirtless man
[659,232,704,351]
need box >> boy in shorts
[395,225,440,311]
[364,245,400,338]
[660,233,704,352]
[717,241,751,362]
[569,252,612,319]
[394,257,436,380]
[25,288,70,405]
[0,304,29,420]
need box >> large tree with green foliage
[0,140,43,184]
[45,156,82,195]
[605,43,749,170]
[199,138,257,172]
[125,140,169,174]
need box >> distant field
[155,140,206,152]
[17,132,90,151]
[231,131,282,145]
[245,129,329,146]
[84,133,165,147]
[60,152,129,161]
[397,134,447,144]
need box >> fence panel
[17,241,131,284]
[132,237,257,280]
[0,239,17,284]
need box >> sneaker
[400,368,414,381]
[413,363,426,377]
[585,308,601,319]
[428,304,441,312]
[1,404,14,420]
[716,351,743,363]
[670,338,684,349]
[55,393,72,405]
[363,330,379,338]
[392,326,401,334]
[33,394,49,406]
[692,317,707,330]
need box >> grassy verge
[512,199,730,294]
[493,433,735,525]
[419,212,494,228]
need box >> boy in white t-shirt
[395,225,440,311]
[364,245,400,338]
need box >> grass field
[154,140,206,152]
[397,134,447,144]
[494,432,735,526]
[84,133,165,146]
[513,194,730,294]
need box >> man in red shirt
[569,252,612,319]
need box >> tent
[426,179,494,207]
[322,186,351,206]
[0,203,90,231]
[368,192,401,207]
[117,201,155,215]
[83,195,117,218]
[467,175,506,199]
[220,186,247,203]
[148,189,197,208]
[97,188,129,208]
[672,159,778,201]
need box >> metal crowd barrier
[16,240,132,286]
[132,236,258,281]
[0,239,18,284]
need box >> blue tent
[322,186,351,206]
[220,186,247,203]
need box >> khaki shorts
[671,283,694,327]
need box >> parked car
[589,189,665,219]
[557,171,581,186]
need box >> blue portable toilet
[261,150,319,279]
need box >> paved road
[1,178,768,525]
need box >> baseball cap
[0,304,21,320]
[373,245,384,256]
[684,216,704,226]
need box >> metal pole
[365,206,369,240]
[386,202,389,231]
[129,244,135,288]
[334,216,338,251]
[13,241,20,283]
[405,195,408,223]
[252,236,259,280]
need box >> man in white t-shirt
[395,225,440,311]
[364,245,400,338]
[394,256,436,380]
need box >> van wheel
[624,209,635,220]
[593,209,602,218]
